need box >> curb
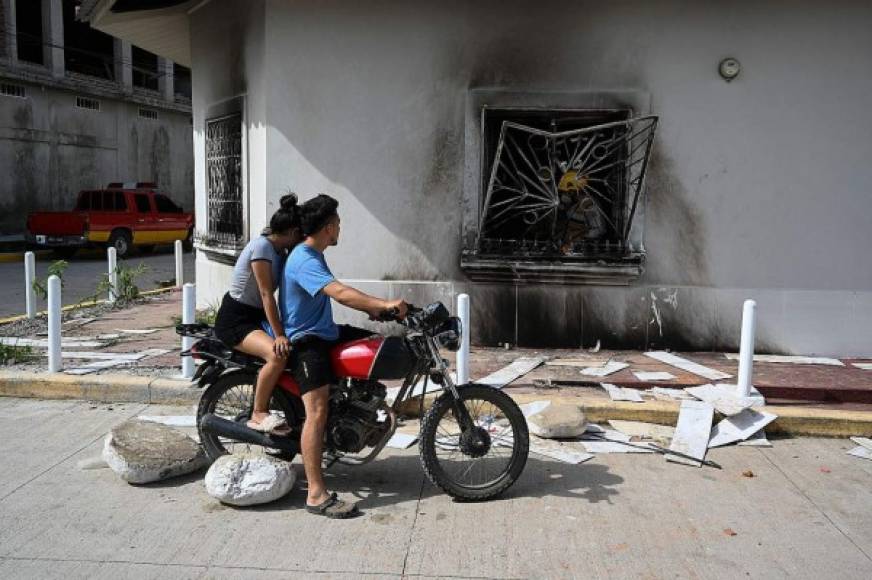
[2,371,871,438]
[0,251,51,264]
[0,286,178,325]
[397,391,872,439]
[0,370,199,406]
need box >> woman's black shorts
[213,293,267,347]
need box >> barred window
[76,96,101,111]
[205,113,244,248]
[138,108,159,120]
[0,83,26,98]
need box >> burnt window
[205,113,244,248]
[134,194,151,213]
[173,63,191,99]
[475,109,656,261]
[15,0,43,65]
[63,0,115,79]
[155,194,181,213]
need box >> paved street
[0,248,195,318]
[0,398,870,579]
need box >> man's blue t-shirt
[276,244,339,342]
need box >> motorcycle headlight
[434,316,462,352]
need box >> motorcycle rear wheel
[419,385,529,501]
[197,371,297,462]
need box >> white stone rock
[205,453,296,506]
[527,404,587,439]
[102,419,208,484]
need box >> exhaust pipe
[200,413,300,455]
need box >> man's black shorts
[289,325,373,395]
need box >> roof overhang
[78,0,205,67]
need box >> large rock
[103,419,208,484]
[205,453,296,506]
[527,404,587,439]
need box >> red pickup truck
[26,183,194,258]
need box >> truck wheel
[108,230,132,258]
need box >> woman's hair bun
[279,192,298,211]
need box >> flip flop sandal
[247,414,291,436]
[306,492,359,519]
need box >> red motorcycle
[177,302,529,501]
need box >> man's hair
[300,194,339,236]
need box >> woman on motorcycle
[212,193,303,435]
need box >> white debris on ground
[684,383,764,415]
[643,351,732,381]
[847,437,872,461]
[600,383,644,402]
[580,361,628,377]
[632,371,676,381]
[852,363,872,370]
[724,353,844,366]
[607,420,675,446]
[737,430,772,447]
[65,348,172,375]
[477,356,547,388]
[667,400,715,467]
[386,433,418,449]
[137,415,197,428]
[649,387,696,401]
[102,419,208,484]
[708,409,778,448]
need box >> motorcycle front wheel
[419,385,529,501]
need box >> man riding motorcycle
[278,193,407,518]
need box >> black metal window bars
[476,115,658,259]
[204,113,245,250]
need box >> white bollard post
[47,275,62,372]
[181,282,195,379]
[456,293,470,385]
[737,299,757,397]
[174,239,183,288]
[107,247,117,303]
[24,251,36,319]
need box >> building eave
[78,0,200,67]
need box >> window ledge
[460,251,645,285]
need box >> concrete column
[114,38,132,91]
[42,0,64,77]
[158,57,174,101]
[2,0,18,64]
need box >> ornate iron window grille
[476,116,658,258]
[205,113,245,250]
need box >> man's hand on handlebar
[370,299,409,322]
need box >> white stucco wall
[191,0,872,355]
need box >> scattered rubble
[644,351,732,381]
[708,409,777,448]
[478,356,547,388]
[685,383,763,415]
[632,371,676,381]
[103,419,208,484]
[725,353,844,367]
[607,420,675,446]
[580,361,628,377]
[600,383,643,402]
[668,400,715,467]
[526,403,587,439]
[204,453,296,506]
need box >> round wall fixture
[718,57,741,82]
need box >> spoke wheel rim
[431,397,518,490]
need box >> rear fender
[194,361,224,388]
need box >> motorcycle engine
[326,380,390,454]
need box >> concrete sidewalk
[0,398,871,579]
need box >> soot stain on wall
[644,147,710,287]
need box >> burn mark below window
[463,108,658,284]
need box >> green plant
[32,260,69,299]
[171,302,219,327]
[0,343,34,365]
[88,262,149,306]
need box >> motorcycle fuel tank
[330,336,415,380]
